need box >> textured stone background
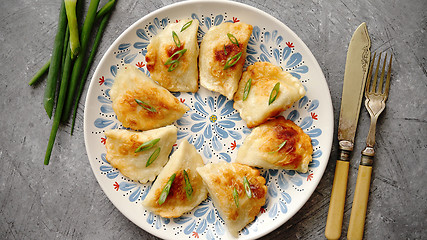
[1,0,426,239]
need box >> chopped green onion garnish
[268,140,287,154]
[164,48,187,65]
[135,99,156,112]
[158,173,176,205]
[223,52,242,70]
[224,44,227,55]
[243,78,252,101]
[183,170,193,199]
[268,82,280,105]
[227,33,239,47]
[164,48,187,72]
[146,147,161,167]
[180,20,193,32]
[233,187,239,208]
[135,138,160,153]
[243,176,252,198]
[172,31,181,48]
[168,61,179,72]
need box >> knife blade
[325,22,371,240]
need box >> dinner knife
[325,22,371,240]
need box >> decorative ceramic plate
[84,1,333,239]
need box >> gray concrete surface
[1,0,426,239]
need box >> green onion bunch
[28,0,117,165]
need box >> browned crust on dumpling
[111,65,189,131]
[115,132,145,156]
[209,163,266,221]
[197,162,267,236]
[115,84,185,129]
[236,116,313,172]
[152,169,202,209]
[261,116,312,169]
[145,19,199,92]
[199,22,253,99]
[146,43,186,71]
[233,62,306,128]
[146,44,190,88]
[141,140,208,218]
[210,40,247,84]
[104,126,177,183]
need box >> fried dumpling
[142,141,208,218]
[199,22,253,99]
[110,65,189,131]
[197,162,267,237]
[233,62,306,128]
[104,125,177,183]
[146,19,200,92]
[235,116,313,173]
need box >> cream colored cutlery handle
[348,165,373,240]
[325,160,350,240]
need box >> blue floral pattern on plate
[88,10,328,239]
[175,92,247,162]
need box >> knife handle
[325,160,350,240]
[347,147,374,240]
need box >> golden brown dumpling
[233,62,306,128]
[197,162,267,237]
[142,141,208,218]
[110,65,189,131]
[199,22,253,99]
[235,116,313,173]
[146,19,199,92]
[104,125,177,183]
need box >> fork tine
[378,53,387,93]
[371,52,382,92]
[384,54,393,99]
[366,52,376,93]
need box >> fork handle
[348,148,374,240]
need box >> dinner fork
[347,52,392,240]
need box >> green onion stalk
[70,0,117,134]
[43,1,68,118]
[28,60,51,86]
[62,0,101,122]
[64,0,80,59]
[44,43,74,165]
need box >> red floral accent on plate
[136,62,145,68]
[101,137,106,145]
[180,98,185,103]
[113,182,119,191]
[231,140,237,150]
[311,112,318,120]
[99,76,105,85]
[286,42,294,48]
[175,19,179,23]
[232,17,240,23]
[192,232,199,238]
[307,173,314,181]
[260,207,266,214]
